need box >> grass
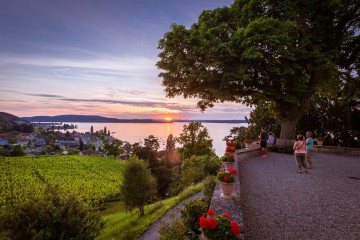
[96,182,203,240]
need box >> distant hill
[0,112,30,133]
[22,114,247,124]
[22,115,172,123]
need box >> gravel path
[239,152,360,240]
[137,191,203,240]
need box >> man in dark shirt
[259,127,268,157]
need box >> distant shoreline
[22,115,247,124]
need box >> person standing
[259,127,268,157]
[306,131,314,169]
[293,134,308,173]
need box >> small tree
[90,125,94,135]
[177,122,214,159]
[10,145,25,157]
[120,156,157,215]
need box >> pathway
[138,191,203,240]
[239,152,360,240]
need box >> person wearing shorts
[306,131,314,169]
[259,127,268,157]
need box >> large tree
[157,0,359,139]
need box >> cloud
[25,93,64,98]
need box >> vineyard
[0,156,125,207]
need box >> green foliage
[181,155,221,176]
[103,139,123,158]
[201,214,239,240]
[220,154,235,163]
[217,171,235,183]
[297,96,360,147]
[181,197,209,237]
[120,156,157,215]
[157,0,359,139]
[0,156,125,207]
[152,165,172,198]
[168,166,184,196]
[10,145,25,157]
[177,122,214,159]
[158,215,190,240]
[181,166,206,187]
[97,183,203,240]
[202,176,216,204]
[0,187,104,240]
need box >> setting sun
[165,117,172,121]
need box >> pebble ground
[239,152,360,240]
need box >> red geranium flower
[229,168,237,174]
[223,176,229,182]
[230,221,241,235]
[207,209,215,216]
[199,215,208,229]
[226,146,231,150]
[207,218,218,229]
[223,212,230,219]
[225,152,230,156]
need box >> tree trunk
[279,119,297,140]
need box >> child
[306,131,314,169]
[293,134,307,173]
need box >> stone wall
[208,147,261,240]
[315,145,360,156]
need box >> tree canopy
[177,122,214,159]
[157,0,359,139]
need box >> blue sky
[0,0,251,120]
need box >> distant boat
[112,132,116,134]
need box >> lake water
[66,122,247,156]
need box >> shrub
[181,155,221,176]
[181,197,208,237]
[202,176,216,204]
[0,187,104,240]
[181,166,206,187]
[158,211,190,240]
[220,153,235,162]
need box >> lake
[66,122,247,156]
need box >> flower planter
[244,142,252,149]
[223,161,235,171]
[219,182,235,199]
[226,141,236,147]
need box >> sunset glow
[165,117,172,121]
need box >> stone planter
[244,142,252,149]
[219,182,235,199]
[223,161,235,171]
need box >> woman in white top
[293,134,308,173]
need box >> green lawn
[97,183,203,240]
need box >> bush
[181,155,221,176]
[158,212,190,240]
[181,166,206,187]
[181,197,208,237]
[202,176,216,204]
[0,187,104,240]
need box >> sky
[0,0,251,120]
